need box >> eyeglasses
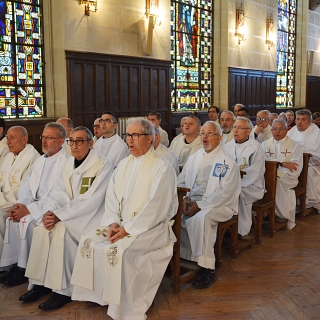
[256,117,268,122]
[200,132,219,137]
[208,111,217,114]
[92,125,100,129]
[40,136,60,141]
[66,139,90,146]
[99,119,115,124]
[232,126,250,130]
[123,133,150,140]
[271,128,287,132]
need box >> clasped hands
[183,198,200,217]
[42,211,60,231]
[6,203,30,222]
[108,223,129,244]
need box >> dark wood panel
[306,76,320,114]
[66,51,171,137]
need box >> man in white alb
[170,115,202,166]
[71,118,178,320]
[93,112,129,168]
[262,119,302,229]
[178,121,240,289]
[0,123,70,287]
[0,126,39,268]
[21,127,113,311]
[220,110,235,146]
[253,110,272,143]
[92,118,102,143]
[287,109,320,212]
[224,117,265,236]
[147,111,169,147]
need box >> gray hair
[220,110,236,120]
[57,117,73,128]
[279,112,288,122]
[70,126,93,140]
[286,110,294,116]
[44,122,66,139]
[270,113,278,119]
[202,121,222,136]
[8,126,28,137]
[296,109,312,121]
[127,117,155,143]
[181,116,188,123]
[272,118,288,129]
[257,110,270,119]
[235,116,253,129]
[235,103,244,108]
[153,125,160,136]
[186,115,201,127]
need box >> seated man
[21,126,113,310]
[253,110,272,143]
[286,110,296,130]
[269,113,278,126]
[71,118,178,320]
[170,115,202,166]
[153,126,179,175]
[288,110,320,212]
[93,112,129,168]
[178,121,240,289]
[237,107,250,118]
[92,118,102,143]
[0,123,70,287]
[0,126,39,261]
[262,119,302,229]
[171,116,187,143]
[147,111,169,147]
[234,103,244,117]
[208,105,220,123]
[224,117,265,236]
[220,110,235,145]
[0,118,9,161]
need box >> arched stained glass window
[276,0,296,108]
[0,0,44,118]
[170,0,213,111]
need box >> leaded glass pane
[170,0,213,111]
[276,0,296,108]
[0,0,44,118]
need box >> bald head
[56,117,73,138]
[6,126,28,155]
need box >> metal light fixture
[235,3,246,45]
[80,0,98,16]
[266,16,274,50]
[145,0,161,56]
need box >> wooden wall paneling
[306,76,320,114]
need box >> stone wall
[307,6,320,76]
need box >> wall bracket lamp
[145,0,161,56]
[235,4,246,45]
[80,0,98,16]
[266,16,274,49]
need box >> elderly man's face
[286,112,294,124]
[69,130,93,161]
[220,113,234,133]
[126,122,153,157]
[42,127,64,157]
[271,122,288,141]
[296,114,311,132]
[256,112,269,129]
[93,119,102,139]
[232,120,251,143]
[200,124,221,153]
[269,115,278,126]
[6,128,27,155]
[208,107,219,121]
[184,118,200,136]
[180,119,186,135]
[234,105,241,116]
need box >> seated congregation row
[0,108,318,320]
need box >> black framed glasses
[123,133,150,140]
[99,119,115,124]
[40,136,60,141]
[66,139,90,146]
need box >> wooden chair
[170,187,200,294]
[252,161,287,244]
[294,153,312,220]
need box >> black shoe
[0,266,17,283]
[19,285,52,303]
[192,268,217,289]
[3,268,27,287]
[38,292,71,311]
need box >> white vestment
[288,124,320,211]
[178,146,240,269]
[224,138,265,236]
[252,125,272,143]
[221,130,234,146]
[93,134,129,168]
[262,137,303,229]
[71,148,178,320]
[155,143,179,175]
[159,126,169,147]
[0,137,9,163]
[0,148,70,269]
[25,149,113,297]
[169,135,202,166]
[0,144,39,257]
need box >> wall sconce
[266,16,274,49]
[235,4,245,45]
[145,0,161,56]
[80,0,98,16]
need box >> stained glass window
[170,0,213,111]
[276,0,296,108]
[0,0,44,118]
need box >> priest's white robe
[93,134,129,168]
[224,138,265,236]
[159,126,169,147]
[262,137,302,229]
[169,135,202,166]
[0,148,70,269]
[25,149,113,297]
[221,130,234,146]
[155,143,179,175]
[71,148,178,320]
[178,146,240,269]
[0,144,39,257]
[288,124,320,211]
[0,137,9,163]
[252,125,272,143]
